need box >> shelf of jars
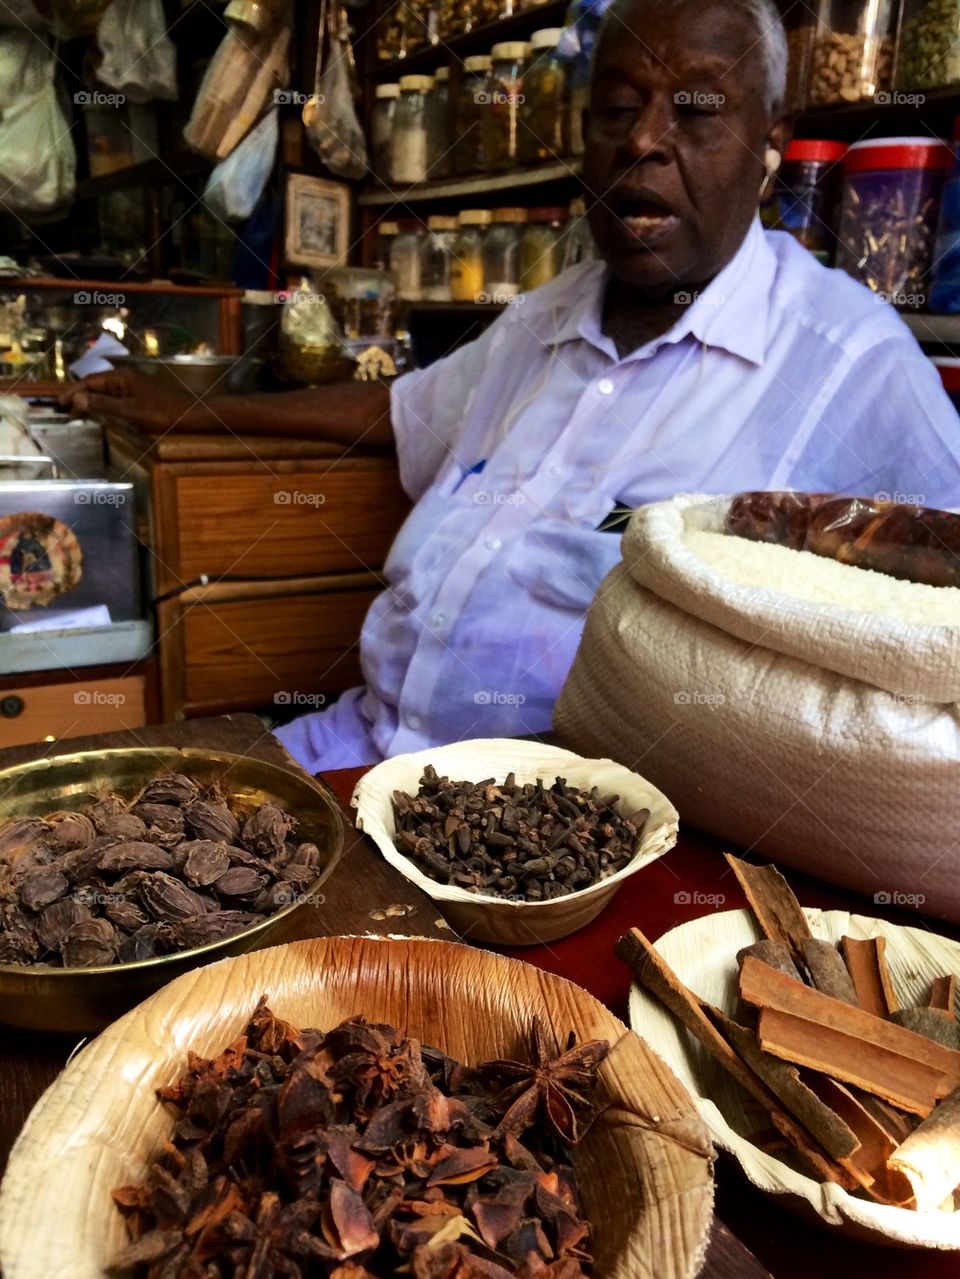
[373,0,568,76]
[359,159,581,205]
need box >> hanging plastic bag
[0,35,76,213]
[184,24,289,160]
[96,0,177,103]
[203,108,278,222]
[303,2,367,180]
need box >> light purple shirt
[277,219,960,773]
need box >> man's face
[583,0,786,297]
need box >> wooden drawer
[160,459,409,590]
[0,675,148,748]
[158,585,378,718]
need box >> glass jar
[930,130,960,311]
[518,29,566,164]
[454,55,491,175]
[483,42,531,172]
[519,206,568,290]
[420,215,458,300]
[426,65,452,179]
[371,83,399,182]
[483,208,528,300]
[782,0,817,109]
[407,0,439,47]
[450,209,491,301]
[391,75,433,185]
[808,0,898,105]
[835,138,953,307]
[897,0,960,89]
[390,220,426,300]
[375,219,400,273]
[762,139,847,265]
[439,0,472,40]
[561,196,598,270]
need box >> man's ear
[768,116,792,166]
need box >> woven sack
[554,494,960,922]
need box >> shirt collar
[545,217,776,367]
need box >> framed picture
[284,174,351,269]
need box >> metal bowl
[107,354,261,397]
[0,747,346,1033]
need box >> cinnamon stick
[737,940,802,983]
[804,1074,914,1205]
[889,1084,960,1211]
[891,1009,960,1051]
[841,936,899,1018]
[800,939,858,1006]
[616,929,854,1185]
[756,1006,942,1116]
[724,854,813,959]
[929,975,957,1019]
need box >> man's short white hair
[597,0,789,114]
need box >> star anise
[481,1020,609,1146]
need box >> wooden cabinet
[108,426,410,721]
[0,667,153,749]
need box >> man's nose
[624,99,674,161]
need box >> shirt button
[597,377,614,395]
[406,713,421,730]
[486,537,502,550]
[431,611,446,627]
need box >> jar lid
[464,54,492,71]
[434,65,450,81]
[785,139,847,164]
[933,356,960,391]
[491,41,531,60]
[459,209,492,225]
[378,220,400,235]
[399,74,434,91]
[491,207,529,223]
[844,138,954,174]
[427,215,458,230]
[376,82,401,99]
[526,205,569,223]
[530,27,563,48]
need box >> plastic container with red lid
[761,138,848,264]
[835,138,954,308]
[932,356,960,409]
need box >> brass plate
[0,747,346,1033]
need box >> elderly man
[67,0,960,772]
